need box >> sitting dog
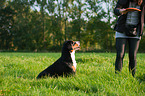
[37,40,80,79]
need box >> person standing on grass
[114,0,145,77]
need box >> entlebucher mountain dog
[37,40,80,79]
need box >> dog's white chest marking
[70,51,77,69]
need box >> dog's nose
[75,41,80,46]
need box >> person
[114,0,145,77]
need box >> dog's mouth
[74,47,80,50]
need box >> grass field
[0,52,145,96]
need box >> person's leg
[115,38,127,73]
[128,38,140,77]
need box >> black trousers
[115,38,140,76]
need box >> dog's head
[62,40,80,52]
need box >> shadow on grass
[136,73,145,82]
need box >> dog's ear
[63,40,73,51]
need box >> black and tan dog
[37,40,80,79]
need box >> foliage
[0,0,145,52]
[0,0,117,52]
[0,52,145,95]
[0,6,15,50]
[139,35,145,52]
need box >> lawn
[0,52,145,96]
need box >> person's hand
[138,0,143,6]
[119,9,128,15]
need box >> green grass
[0,52,145,96]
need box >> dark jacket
[114,0,145,36]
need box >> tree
[0,0,6,9]
[0,0,125,52]
[0,6,15,50]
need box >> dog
[37,40,80,79]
